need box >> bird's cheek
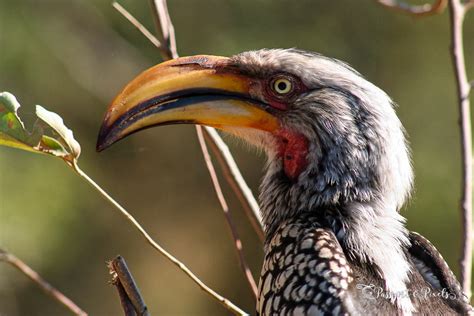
[268,100,289,111]
[276,129,309,182]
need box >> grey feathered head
[227,49,413,233]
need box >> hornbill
[97,49,471,315]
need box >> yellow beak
[96,55,279,151]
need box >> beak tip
[95,142,106,152]
[96,124,114,152]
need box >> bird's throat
[276,129,309,181]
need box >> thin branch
[108,256,149,316]
[203,127,264,241]
[115,1,264,241]
[148,0,177,59]
[72,162,247,315]
[448,0,473,298]
[147,0,261,300]
[375,0,448,16]
[112,2,161,50]
[113,1,173,62]
[146,0,264,242]
[111,278,136,316]
[0,248,87,316]
[112,3,251,311]
[196,126,258,298]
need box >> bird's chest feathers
[276,129,309,181]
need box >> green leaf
[0,92,39,152]
[0,91,81,163]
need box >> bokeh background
[1,0,473,315]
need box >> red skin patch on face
[276,129,309,182]
[268,100,288,110]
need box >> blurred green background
[0,0,473,315]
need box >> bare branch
[377,0,473,298]
[73,163,247,315]
[448,0,473,298]
[0,248,87,316]
[116,1,264,241]
[112,280,136,316]
[145,0,264,241]
[112,2,169,60]
[196,126,259,298]
[375,0,448,16]
[148,0,177,59]
[149,0,260,296]
[114,0,261,308]
[203,127,264,241]
[108,256,149,316]
[113,282,136,316]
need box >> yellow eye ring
[273,78,292,94]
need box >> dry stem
[148,0,177,60]
[203,127,264,241]
[145,0,262,296]
[149,0,262,297]
[113,0,262,302]
[114,0,264,240]
[448,0,473,298]
[146,0,264,241]
[196,126,259,298]
[377,0,473,298]
[112,3,161,50]
[72,162,247,315]
[108,256,149,316]
[111,279,136,316]
[0,248,87,316]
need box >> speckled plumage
[228,49,472,315]
[255,211,471,316]
[257,214,353,316]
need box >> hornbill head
[97,49,413,299]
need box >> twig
[376,0,473,299]
[0,248,87,316]
[146,0,262,298]
[146,0,264,240]
[196,126,258,298]
[72,162,247,315]
[112,278,136,316]
[448,0,473,298]
[203,127,264,241]
[148,0,177,59]
[108,256,149,316]
[112,2,161,50]
[115,1,264,241]
[112,4,250,311]
[148,0,262,300]
[375,0,448,16]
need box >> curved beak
[96,55,279,151]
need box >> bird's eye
[272,78,292,95]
